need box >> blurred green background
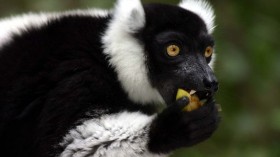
[1,0,279,157]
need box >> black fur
[0,15,156,157]
[0,3,220,157]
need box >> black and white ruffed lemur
[0,0,220,156]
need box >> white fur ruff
[59,112,167,157]
[0,9,110,50]
[102,0,164,105]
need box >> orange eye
[166,45,180,57]
[205,46,213,58]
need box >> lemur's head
[103,0,218,105]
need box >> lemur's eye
[166,45,180,57]
[205,46,213,58]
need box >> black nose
[203,77,219,92]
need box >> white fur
[0,9,110,50]
[179,0,217,68]
[102,0,164,105]
[60,112,167,157]
[209,52,216,70]
[113,0,145,33]
[179,0,215,33]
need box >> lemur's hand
[148,97,220,153]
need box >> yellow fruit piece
[184,95,202,112]
[176,88,191,100]
[176,89,205,112]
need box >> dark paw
[148,97,220,153]
[182,99,220,146]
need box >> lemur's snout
[203,76,218,93]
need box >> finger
[188,115,218,131]
[158,97,190,123]
[188,121,218,140]
[165,97,190,113]
[186,100,216,120]
[176,97,189,109]
[181,101,219,125]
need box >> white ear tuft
[179,0,215,33]
[114,0,145,33]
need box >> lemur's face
[140,4,218,105]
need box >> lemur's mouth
[174,88,213,111]
[194,90,212,100]
[183,89,212,101]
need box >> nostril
[203,78,212,89]
[203,78,219,92]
